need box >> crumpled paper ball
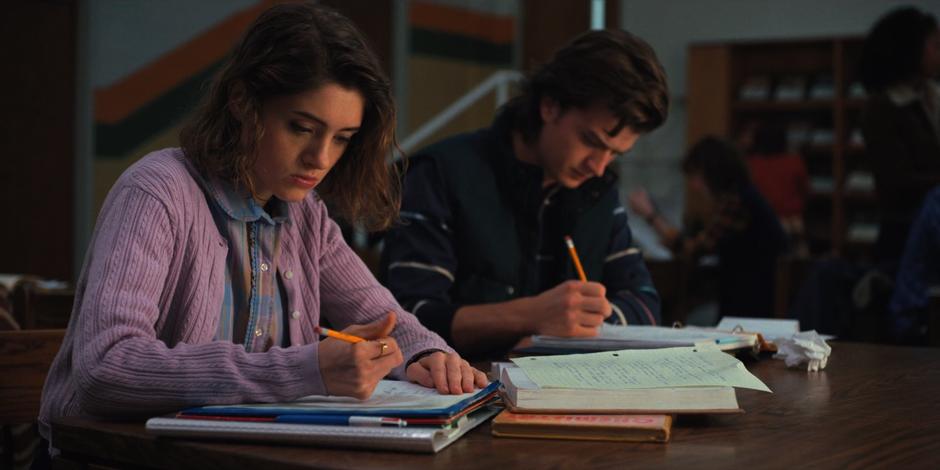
[773,330,831,371]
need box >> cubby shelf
[688,36,872,258]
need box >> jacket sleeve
[380,157,463,344]
[313,199,453,380]
[602,203,662,325]
[71,184,324,418]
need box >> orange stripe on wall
[95,0,281,124]
[410,1,514,45]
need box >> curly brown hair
[180,1,400,230]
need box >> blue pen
[715,337,739,345]
[275,415,407,427]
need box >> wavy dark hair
[180,1,400,230]
[682,136,750,195]
[859,6,938,93]
[507,29,668,142]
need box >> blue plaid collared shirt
[203,176,289,352]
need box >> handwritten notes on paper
[201,380,482,411]
[511,344,771,392]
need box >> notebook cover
[177,395,501,427]
[491,410,671,443]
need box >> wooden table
[51,343,940,469]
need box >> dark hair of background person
[750,121,789,156]
[682,136,751,195]
[180,1,400,231]
[859,6,938,94]
[507,29,669,143]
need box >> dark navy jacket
[380,111,661,345]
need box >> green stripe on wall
[95,61,224,158]
[411,28,512,66]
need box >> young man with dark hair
[381,29,669,358]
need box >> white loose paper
[773,330,832,371]
[511,344,771,392]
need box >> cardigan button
[291,311,300,320]
[284,270,294,280]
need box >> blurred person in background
[860,6,940,276]
[889,186,940,344]
[630,136,787,319]
[744,121,809,257]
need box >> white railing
[396,70,523,158]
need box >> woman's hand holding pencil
[316,312,489,398]
[317,312,403,400]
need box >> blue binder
[180,380,500,418]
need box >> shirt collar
[204,175,289,225]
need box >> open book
[180,380,500,419]
[501,345,770,414]
[501,366,740,414]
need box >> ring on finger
[375,341,389,359]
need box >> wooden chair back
[11,281,74,329]
[0,329,66,424]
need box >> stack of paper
[524,324,758,355]
[715,316,799,342]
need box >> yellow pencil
[314,326,365,343]
[563,235,588,282]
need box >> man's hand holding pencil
[524,280,612,337]
[521,236,614,338]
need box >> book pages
[511,345,771,392]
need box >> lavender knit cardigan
[39,148,450,439]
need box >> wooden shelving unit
[688,36,872,258]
